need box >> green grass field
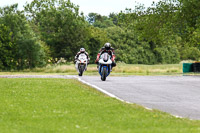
[0,63,183,76]
[0,78,200,133]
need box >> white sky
[0,0,161,16]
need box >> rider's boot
[97,65,99,71]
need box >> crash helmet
[104,42,111,50]
[80,48,85,53]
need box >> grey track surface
[79,76,200,120]
[1,75,200,120]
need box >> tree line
[0,0,200,70]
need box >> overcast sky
[0,0,160,16]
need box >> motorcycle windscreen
[78,54,87,62]
[102,53,109,62]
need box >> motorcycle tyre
[101,67,107,81]
[78,66,84,76]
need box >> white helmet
[80,48,85,53]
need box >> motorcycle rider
[75,48,90,69]
[95,42,116,70]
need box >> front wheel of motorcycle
[101,67,107,81]
[78,66,84,76]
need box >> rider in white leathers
[75,48,90,71]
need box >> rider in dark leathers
[95,43,116,70]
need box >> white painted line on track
[77,78,190,119]
[172,115,183,118]
[171,114,191,120]
[77,77,154,111]
[77,77,122,100]
[144,107,153,111]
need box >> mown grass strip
[0,63,183,76]
[0,78,199,133]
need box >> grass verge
[0,78,199,133]
[0,63,183,76]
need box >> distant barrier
[183,63,200,73]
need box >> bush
[154,45,180,64]
[181,47,200,61]
[0,5,49,70]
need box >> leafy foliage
[24,0,90,60]
[0,24,14,70]
[0,4,49,70]
[1,0,200,70]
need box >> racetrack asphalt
[1,75,200,120]
[80,75,200,120]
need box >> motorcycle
[75,53,88,76]
[98,52,112,81]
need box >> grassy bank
[0,78,199,132]
[0,63,183,76]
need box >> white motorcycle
[98,52,112,81]
[75,53,88,76]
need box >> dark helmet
[104,43,111,50]
[80,48,85,53]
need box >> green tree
[106,26,156,64]
[0,4,49,70]
[25,0,90,60]
[0,24,14,70]
[87,13,115,28]
[87,26,108,63]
